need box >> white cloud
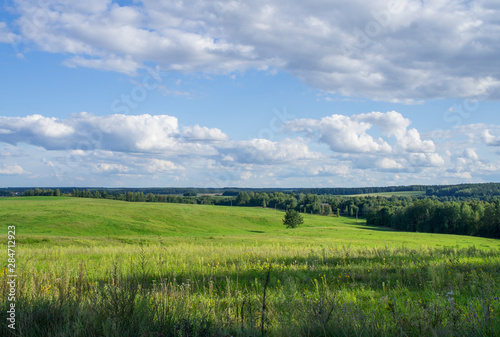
[0,114,75,150]
[448,171,473,180]
[0,114,74,137]
[355,111,435,152]
[218,138,321,164]
[407,153,445,168]
[285,111,444,170]
[462,148,479,160]
[483,130,500,146]
[0,113,181,152]
[182,125,229,141]
[85,113,180,152]
[144,159,182,173]
[376,158,405,170]
[92,163,129,174]
[1,111,499,187]
[0,164,25,175]
[64,55,140,75]
[5,0,500,100]
[286,114,392,153]
[354,111,410,138]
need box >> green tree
[236,192,250,206]
[283,209,304,229]
[323,204,332,216]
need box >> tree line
[367,198,500,238]
[425,182,500,199]
[21,188,61,197]
[10,182,500,200]
[65,189,416,218]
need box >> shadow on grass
[351,224,398,232]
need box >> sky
[0,0,500,188]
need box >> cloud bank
[5,0,500,101]
[0,111,497,187]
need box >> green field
[1,197,500,336]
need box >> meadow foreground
[1,197,499,336]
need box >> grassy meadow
[1,197,500,336]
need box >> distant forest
[4,182,500,200]
[6,182,500,239]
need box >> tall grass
[2,243,499,336]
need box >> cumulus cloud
[285,111,438,155]
[0,113,182,152]
[1,110,499,186]
[182,125,229,141]
[285,111,444,169]
[81,113,180,152]
[0,112,321,170]
[5,0,500,100]
[355,111,435,153]
[0,114,75,150]
[286,114,392,153]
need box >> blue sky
[1,0,500,188]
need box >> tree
[323,204,332,216]
[236,192,250,206]
[283,209,304,229]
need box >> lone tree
[283,209,304,229]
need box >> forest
[366,198,500,238]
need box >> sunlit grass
[1,197,499,336]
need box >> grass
[1,197,497,249]
[1,197,500,336]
